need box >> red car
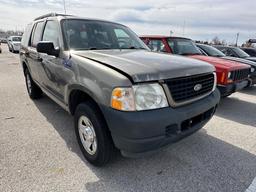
[141,36,251,97]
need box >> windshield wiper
[121,46,147,50]
[87,47,112,50]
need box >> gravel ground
[0,44,255,192]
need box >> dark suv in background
[241,47,256,57]
[215,46,256,63]
[20,13,220,166]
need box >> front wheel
[74,102,115,166]
[24,69,42,99]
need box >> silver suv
[8,36,22,52]
[20,13,220,166]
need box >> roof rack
[34,13,73,21]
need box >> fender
[66,82,107,112]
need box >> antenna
[63,0,67,14]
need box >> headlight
[251,67,255,73]
[213,72,217,91]
[111,83,168,111]
[133,84,168,110]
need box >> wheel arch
[67,86,104,116]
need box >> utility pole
[63,0,67,14]
[235,33,239,47]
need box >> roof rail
[34,13,73,21]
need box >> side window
[224,48,235,57]
[21,24,33,46]
[42,21,59,47]
[168,41,175,52]
[246,50,252,55]
[219,48,228,55]
[148,39,166,52]
[31,22,44,47]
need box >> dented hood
[73,50,214,83]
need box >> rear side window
[31,22,44,47]
[42,20,59,47]
[21,25,32,46]
[222,48,234,56]
[148,39,166,52]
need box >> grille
[165,73,214,104]
[230,68,250,81]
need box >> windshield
[198,44,226,57]
[61,19,148,50]
[232,47,250,58]
[167,38,202,55]
[12,36,21,42]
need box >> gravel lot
[0,44,255,192]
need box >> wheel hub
[78,116,97,155]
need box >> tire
[24,69,42,99]
[74,101,115,166]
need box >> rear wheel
[24,69,42,99]
[74,101,115,166]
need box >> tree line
[195,36,255,48]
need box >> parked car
[141,36,251,97]
[196,43,256,85]
[215,46,256,63]
[7,36,22,52]
[0,38,7,43]
[240,47,256,57]
[20,13,220,166]
[0,42,2,53]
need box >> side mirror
[37,41,60,57]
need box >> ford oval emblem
[194,84,202,91]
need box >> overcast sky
[0,0,255,45]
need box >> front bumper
[217,79,249,96]
[12,44,20,51]
[101,89,220,157]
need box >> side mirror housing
[37,41,60,57]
